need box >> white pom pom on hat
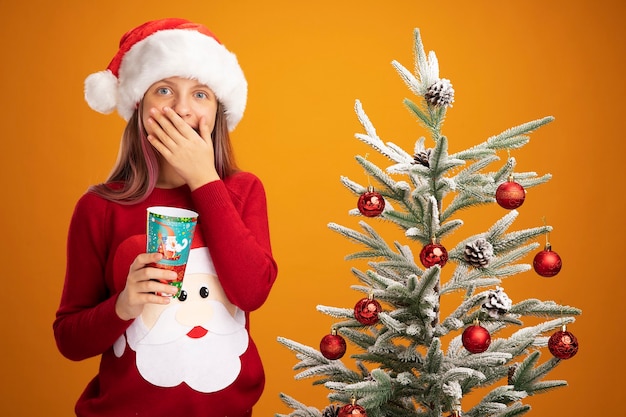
[84,18,247,132]
[85,70,118,114]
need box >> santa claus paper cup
[146,206,198,294]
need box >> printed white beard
[125,300,248,393]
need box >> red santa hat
[84,18,247,131]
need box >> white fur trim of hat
[84,18,247,131]
[186,247,217,276]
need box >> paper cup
[146,206,198,295]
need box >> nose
[176,299,213,327]
[171,95,192,118]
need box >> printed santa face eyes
[177,287,209,302]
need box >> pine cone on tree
[463,237,494,268]
[413,148,432,167]
[322,404,340,417]
[424,78,455,107]
[508,363,519,385]
[482,286,513,318]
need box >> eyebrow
[191,84,215,97]
[192,83,212,91]
[153,79,214,94]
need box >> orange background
[1,1,624,415]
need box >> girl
[53,18,277,417]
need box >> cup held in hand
[146,206,198,295]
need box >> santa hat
[185,230,216,275]
[84,18,247,131]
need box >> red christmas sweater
[54,172,277,417]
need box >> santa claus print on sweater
[112,245,248,392]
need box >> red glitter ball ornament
[338,403,367,417]
[462,324,491,353]
[533,245,562,277]
[548,327,579,359]
[357,188,385,217]
[320,330,347,360]
[420,242,448,268]
[354,297,382,325]
[495,180,526,210]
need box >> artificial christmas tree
[276,28,581,417]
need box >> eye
[178,290,188,302]
[194,91,209,99]
[199,287,209,298]
[156,87,171,95]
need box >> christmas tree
[276,29,581,417]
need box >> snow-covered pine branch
[276,393,323,417]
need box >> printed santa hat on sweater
[84,18,247,131]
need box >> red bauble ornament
[420,242,448,268]
[548,326,579,359]
[354,297,382,325]
[533,245,562,277]
[462,324,491,353]
[338,403,367,417]
[357,187,385,217]
[495,180,526,209]
[320,330,347,360]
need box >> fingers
[115,285,173,321]
[148,107,197,142]
[129,253,179,291]
[130,253,165,274]
[133,277,178,295]
[116,253,180,320]
[198,115,212,142]
[146,107,208,164]
[145,112,178,156]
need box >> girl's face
[142,76,218,136]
